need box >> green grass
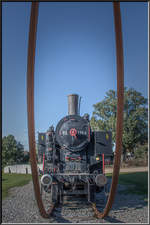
[106,171,148,199]
[2,171,148,201]
[2,173,32,200]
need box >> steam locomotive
[38,94,112,204]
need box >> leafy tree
[90,88,148,161]
[2,135,17,167]
[15,142,24,163]
[2,135,25,167]
[22,151,30,163]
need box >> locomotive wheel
[27,2,124,219]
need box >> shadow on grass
[105,172,148,213]
[118,171,148,199]
[107,171,148,198]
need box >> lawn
[107,171,148,199]
[2,171,148,201]
[2,172,32,200]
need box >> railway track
[40,180,111,222]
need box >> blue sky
[2,2,148,150]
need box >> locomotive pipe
[68,94,79,115]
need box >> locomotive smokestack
[68,94,79,115]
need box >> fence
[4,164,43,174]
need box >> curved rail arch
[27,2,124,219]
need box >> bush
[125,159,148,167]
[134,144,148,160]
[120,162,129,168]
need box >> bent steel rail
[92,2,124,218]
[27,2,55,218]
[27,2,124,219]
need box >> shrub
[126,159,148,167]
[134,144,148,160]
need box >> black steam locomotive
[38,94,112,204]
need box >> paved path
[4,164,148,174]
[105,166,148,173]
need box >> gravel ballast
[2,180,148,223]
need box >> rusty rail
[27,1,124,219]
[92,2,124,218]
[27,2,55,218]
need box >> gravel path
[2,180,148,223]
[105,166,148,174]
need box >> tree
[2,135,25,167]
[2,135,17,167]
[22,151,30,163]
[15,142,24,163]
[90,88,148,161]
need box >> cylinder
[68,94,79,115]
[95,174,107,187]
[41,174,52,187]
